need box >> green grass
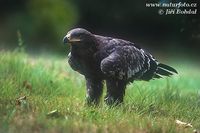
[0,50,200,133]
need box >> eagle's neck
[71,41,97,58]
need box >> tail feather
[154,73,163,79]
[158,63,178,74]
[153,63,178,79]
[156,67,174,76]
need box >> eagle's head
[63,28,94,45]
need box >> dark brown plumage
[63,28,177,105]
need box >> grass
[0,50,200,133]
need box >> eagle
[63,28,177,106]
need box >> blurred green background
[0,0,199,57]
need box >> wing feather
[98,37,176,81]
[100,46,147,80]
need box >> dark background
[0,0,199,58]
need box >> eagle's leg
[105,79,126,106]
[85,78,103,105]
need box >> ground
[0,50,200,133]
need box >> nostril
[66,34,71,39]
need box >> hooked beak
[63,34,81,45]
[63,34,70,44]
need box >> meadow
[0,50,200,133]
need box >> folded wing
[100,45,177,81]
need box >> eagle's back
[95,35,177,81]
